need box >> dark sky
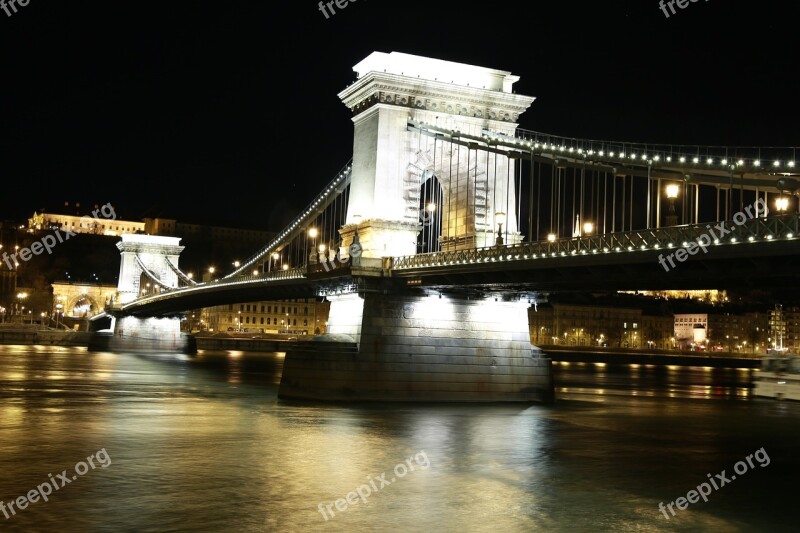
[1,0,797,232]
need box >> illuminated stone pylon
[337,51,535,259]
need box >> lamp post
[16,292,27,317]
[268,252,279,273]
[776,196,789,214]
[666,184,680,226]
[582,221,594,236]
[307,228,319,266]
[426,203,437,252]
[495,212,506,246]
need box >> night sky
[1,0,797,232]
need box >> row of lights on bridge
[413,121,798,171]
[236,165,352,278]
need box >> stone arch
[417,173,444,254]
[66,294,99,318]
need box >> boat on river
[754,353,800,401]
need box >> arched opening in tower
[417,172,444,254]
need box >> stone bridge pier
[89,234,196,354]
[279,290,554,403]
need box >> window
[293,319,297,326]
[246,305,251,312]
[268,306,272,313]
[240,304,244,311]
[281,306,285,313]
[304,319,308,326]
[246,317,250,324]
[261,305,265,313]
[260,318,264,325]
[304,307,308,315]
[294,307,298,314]
[267,318,271,325]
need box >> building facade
[673,314,708,350]
[202,298,331,336]
[529,303,667,348]
[29,206,145,236]
[770,306,800,352]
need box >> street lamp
[666,184,680,226]
[776,196,789,213]
[495,212,506,246]
[307,228,319,265]
[582,221,594,236]
[269,252,280,272]
[16,292,27,316]
[547,233,557,243]
[282,264,289,271]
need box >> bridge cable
[165,257,197,286]
[517,152,522,244]
[134,255,170,290]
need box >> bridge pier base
[88,315,197,355]
[279,292,553,403]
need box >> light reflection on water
[0,346,797,532]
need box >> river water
[0,346,797,532]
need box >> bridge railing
[224,160,353,279]
[390,214,800,271]
[119,268,307,311]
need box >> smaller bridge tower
[116,235,184,304]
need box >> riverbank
[0,325,91,346]
[539,345,761,368]
[0,331,765,369]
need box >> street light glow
[666,184,680,199]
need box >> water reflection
[0,346,796,532]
